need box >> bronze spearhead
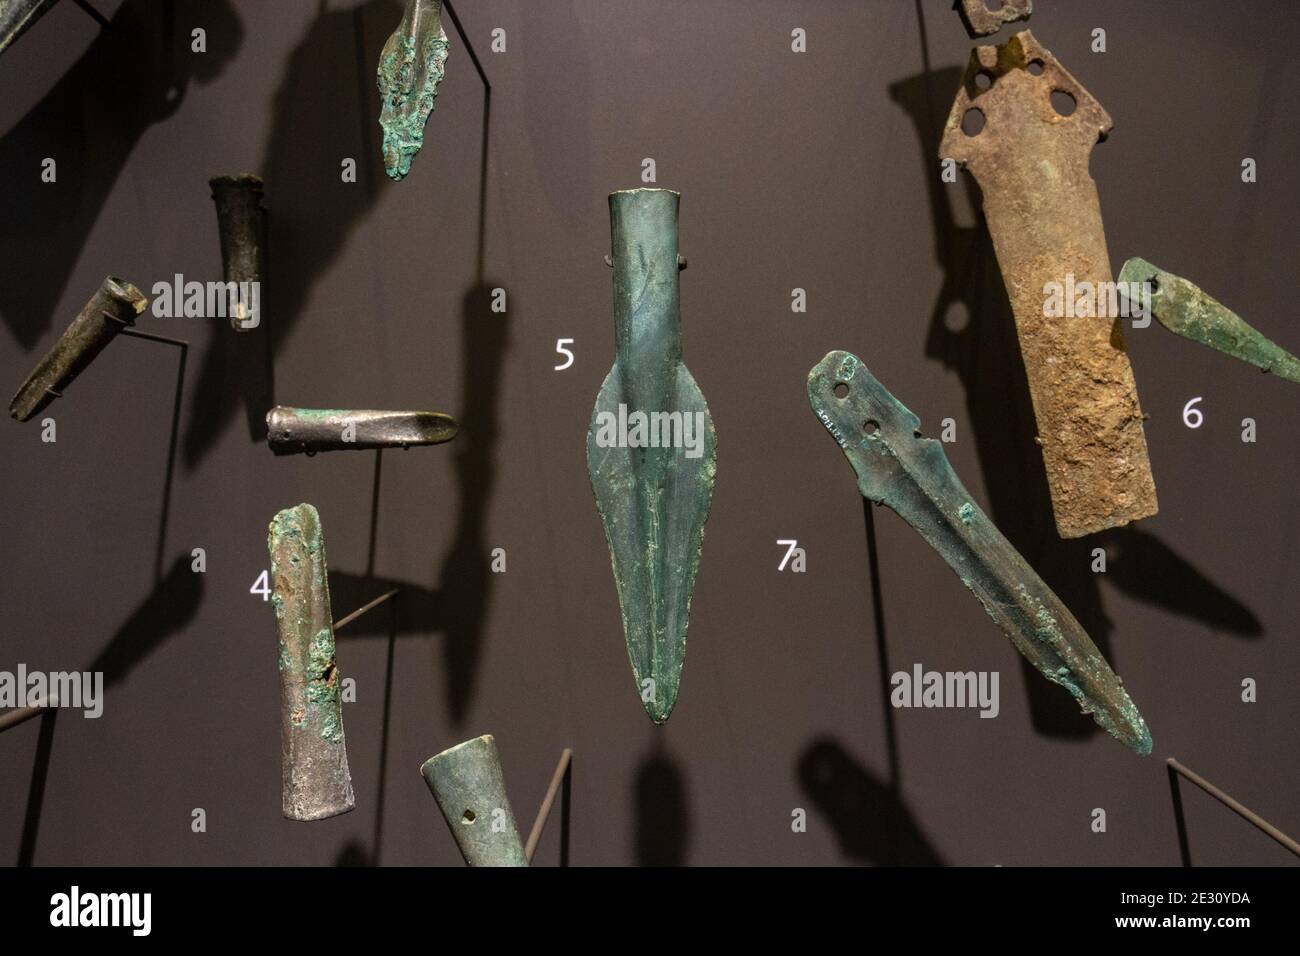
[377,0,450,181]
[9,276,148,422]
[266,406,458,455]
[587,189,716,724]
[1118,258,1300,383]
[808,350,1152,755]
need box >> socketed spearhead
[587,189,716,724]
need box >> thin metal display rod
[71,0,110,29]
[525,748,573,862]
[443,0,490,91]
[334,587,400,632]
[1167,757,1300,857]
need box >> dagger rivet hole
[1027,59,1045,76]
[462,809,476,824]
[974,71,993,92]
[1050,89,1077,117]
[863,419,880,436]
[960,107,986,137]
[832,383,849,399]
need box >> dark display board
[1,0,1296,867]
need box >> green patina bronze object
[266,406,458,454]
[808,350,1152,755]
[420,735,528,867]
[0,0,60,57]
[269,504,355,821]
[940,31,1158,539]
[209,174,265,330]
[9,276,148,422]
[1118,258,1300,383]
[588,189,716,724]
[377,0,449,181]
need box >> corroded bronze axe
[268,504,355,820]
[940,31,1158,539]
[808,350,1151,755]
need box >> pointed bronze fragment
[209,174,264,330]
[377,0,450,181]
[808,350,1152,755]
[1118,258,1300,383]
[266,406,458,454]
[420,735,528,867]
[269,503,355,821]
[940,31,1158,538]
[587,189,716,724]
[9,276,148,422]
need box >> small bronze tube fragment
[269,503,355,821]
[9,276,148,422]
[266,406,458,454]
[209,174,265,330]
[420,735,528,867]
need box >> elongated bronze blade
[939,31,1158,539]
[808,350,1152,755]
[587,189,716,724]
[377,0,449,181]
[269,504,355,821]
[9,276,148,422]
[266,406,458,454]
[420,735,529,867]
[0,0,60,57]
[1118,258,1300,383]
[209,174,264,330]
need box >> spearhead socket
[420,735,529,866]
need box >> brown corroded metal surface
[9,276,148,422]
[956,0,1032,39]
[939,31,1158,539]
[269,503,355,821]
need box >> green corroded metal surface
[268,504,355,820]
[0,0,60,57]
[587,189,716,724]
[808,350,1152,755]
[377,0,449,181]
[1119,258,1300,384]
[420,735,528,867]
